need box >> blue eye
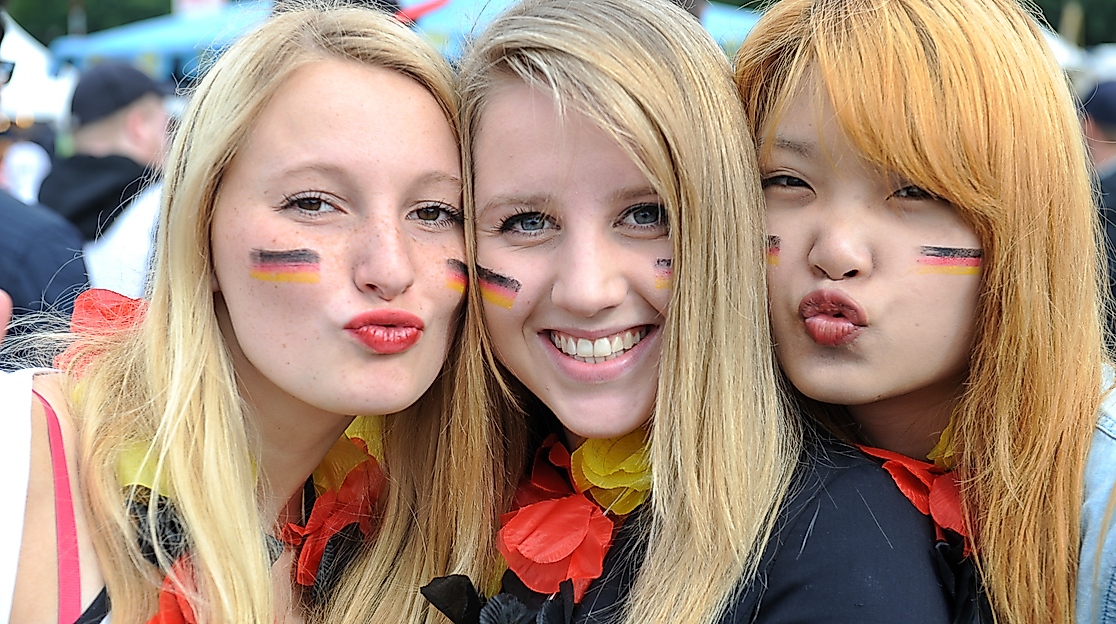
[625,203,665,226]
[499,211,556,234]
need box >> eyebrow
[610,186,660,203]
[479,193,550,213]
[765,137,814,159]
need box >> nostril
[843,269,858,278]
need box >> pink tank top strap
[31,389,82,624]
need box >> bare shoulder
[10,372,105,623]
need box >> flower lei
[496,428,651,603]
[59,290,387,622]
[855,416,971,557]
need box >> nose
[550,229,627,318]
[807,215,873,281]
[354,214,415,300]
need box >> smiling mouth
[548,328,647,364]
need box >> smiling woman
[1,5,504,624]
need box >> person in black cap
[1082,80,1116,339]
[38,61,172,241]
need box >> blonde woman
[2,5,502,623]
[413,0,956,622]
[736,0,1111,621]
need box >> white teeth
[577,338,594,357]
[550,328,648,364]
[593,338,610,357]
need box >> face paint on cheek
[476,265,521,309]
[446,259,467,294]
[654,258,673,289]
[917,246,982,275]
[249,248,321,283]
[766,235,780,266]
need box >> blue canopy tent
[415,0,760,59]
[48,0,759,83]
[49,1,270,82]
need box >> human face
[211,59,463,418]
[473,83,671,440]
[762,76,981,437]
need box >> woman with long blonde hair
[736,0,1109,621]
[414,0,958,622]
[2,5,502,622]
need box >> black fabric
[38,154,151,241]
[0,188,87,322]
[73,587,110,624]
[426,428,980,624]
[573,431,973,623]
[1098,169,1116,344]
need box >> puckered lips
[799,289,867,347]
[345,309,424,354]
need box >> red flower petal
[881,460,931,515]
[929,472,968,554]
[506,496,592,563]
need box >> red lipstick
[345,309,424,354]
[799,290,866,347]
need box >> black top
[576,432,955,624]
[0,188,87,321]
[38,154,151,241]
[425,430,986,624]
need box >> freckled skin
[210,59,465,419]
[473,83,671,440]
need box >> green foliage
[7,0,171,47]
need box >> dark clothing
[38,154,150,241]
[575,433,957,624]
[1097,170,1116,343]
[0,189,87,319]
[429,430,979,624]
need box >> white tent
[0,12,78,123]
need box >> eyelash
[618,202,668,232]
[279,191,337,218]
[410,203,464,230]
[496,208,557,236]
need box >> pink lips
[799,290,867,347]
[345,309,424,354]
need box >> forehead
[235,59,458,179]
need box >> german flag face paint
[477,265,521,309]
[654,258,673,289]
[766,235,780,266]
[446,259,467,294]
[249,249,321,283]
[916,246,982,275]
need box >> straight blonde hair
[64,5,501,623]
[736,0,1105,621]
[458,0,800,622]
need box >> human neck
[845,381,961,460]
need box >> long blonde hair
[735,0,1104,621]
[458,0,800,622]
[65,5,500,623]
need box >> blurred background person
[1081,80,1116,339]
[0,17,86,331]
[38,61,171,297]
